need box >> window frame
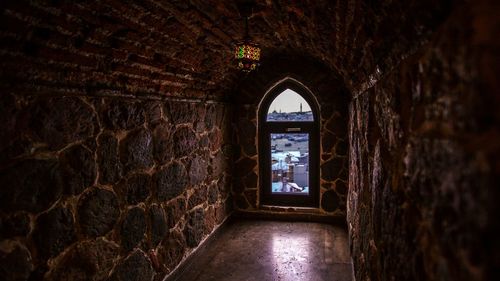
[258,79,320,208]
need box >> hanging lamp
[234,1,260,72]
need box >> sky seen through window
[268,89,311,113]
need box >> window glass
[267,89,313,122]
[270,133,309,194]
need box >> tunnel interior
[0,1,498,281]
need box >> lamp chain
[244,16,249,40]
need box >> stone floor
[174,220,353,281]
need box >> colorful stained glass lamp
[234,3,260,72]
[235,39,260,72]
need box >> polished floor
[175,220,353,281]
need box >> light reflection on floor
[272,234,312,280]
[174,220,353,281]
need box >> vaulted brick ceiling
[0,0,453,100]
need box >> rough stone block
[335,180,348,195]
[198,134,210,149]
[215,204,227,224]
[188,186,208,209]
[165,198,186,229]
[109,249,154,281]
[149,204,167,247]
[211,151,228,176]
[30,98,97,150]
[165,102,196,125]
[232,177,245,194]
[120,128,153,173]
[158,230,186,272]
[217,175,230,193]
[321,190,340,212]
[155,161,188,202]
[322,131,336,153]
[32,206,75,259]
[172,127,197,158]
[183,208,205,247]
[0,244,33,281]
[46,238,119,281]
[234,157,256,178]
[78,188,119,237]
[102,100,145,131]
[335,140,348,156]
[207,182,218,205]
[243,172,258,190]
[235,194,249,210]
[204,206,216,234]
[240,143,257,158]
[119,173,151,205]
[215,106,227,129]
[120,207,146,251]
[144,101,163,126]
[204,105,217,130]
[153,122,173,164]
[0,159,63,213]
[237,119,256,146]
[208,128,222,152]
[97,133,123,184]
[189,155,208,186]
[244,189,257,208]
[60,144,96,195]
[321,157,344,181]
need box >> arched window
[258,78,320,207]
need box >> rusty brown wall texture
[0,2,239,280]
[347,1,499,281]
[0,95,233,280]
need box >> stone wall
[0,95,233,281]
[347,1,499,280]
[232,54,350,217]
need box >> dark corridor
[0,1,498,281]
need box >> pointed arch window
[258,79,320,207]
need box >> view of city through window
[267,89,313,194]
[270,133,309,194]
[267,89,314,122]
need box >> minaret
[300,103,302,113]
